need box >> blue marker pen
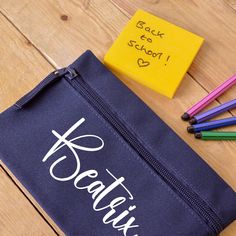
[187,116,236,133]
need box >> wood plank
[0,1,235,235]
[0,0,127,67]
[0,165,56,236]
[0,14,53,110]
[0,13,63,235]
[226,0,236,10]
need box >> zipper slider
[15,68,67,109]
[64,67,78,80]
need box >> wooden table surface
[0,0,236,235]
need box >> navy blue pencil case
[0,50,235,236]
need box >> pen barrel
[195,99,236,123]
[201,131,236,140]
[192,117,236,132]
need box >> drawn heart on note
[137,58,150,67]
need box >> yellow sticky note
[104,10,204,98]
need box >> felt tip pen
[181,74,236,121]
[187,116,236,133]
[189,99,236,124]
[195,131,236,140]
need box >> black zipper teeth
[65,68,222,235]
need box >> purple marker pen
[189,99,236,124]
[181,74,236,121]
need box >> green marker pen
[195,131,236,140]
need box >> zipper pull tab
[15,68,67,109]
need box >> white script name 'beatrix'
[42,118,139,236]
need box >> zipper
[64,67,223,235]
[16,67,223,234]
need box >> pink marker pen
[181,74,236,121]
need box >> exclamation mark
[165,55,170,66]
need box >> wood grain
[0,13,53,110]
[0,165,56,236]
[0,13,63,235]
[0,0,235,235]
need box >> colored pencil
[195,131,236,140]
[187,116,236,133]
[181,74,236,121]
[189,99,236,124]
